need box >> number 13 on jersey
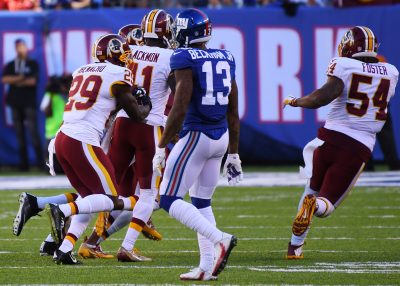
[202,60,231,106]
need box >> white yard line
[0,263,399,275]
[1,171,400,190]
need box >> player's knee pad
[191,197,211,209]
[315,197,335,218]
[160,195,180,212]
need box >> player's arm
[113,84,151,122]
[158,68,192,148]
[222,78,243,185]
[227,79,239,153]
[167,72,176,93]
[2,74,24,84]
[284,76,344,109]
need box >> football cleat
[95,212,110,237]
[142,218,162,241]
[13,192,41,236]
[116,247,152,262]
[53,249,81,265]
[286,242,304,260]
[212,234,237,276]
[180,267,217,281]
[39,240,59,256]
[78,242,114,259]
[292,194,316,236]
[45,203,65,244]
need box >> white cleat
[180,267,217,281]
[212,234,237,276]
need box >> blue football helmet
[173,8,212,48]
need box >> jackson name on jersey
[61,62,133,147]
[325,56,398,151]
[117,45,173,126]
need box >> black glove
[133,87,152,110]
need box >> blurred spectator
[1,0,41,10]
[40,0,91,9]
[1,39,45,171]
[208,0,222,8]
[102,0,146,7]
[39,76,67,148]
[40,75,69,174]
[334,0,397,7]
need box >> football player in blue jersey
[152,8,243,281]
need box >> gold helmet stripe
[146,9,159,34]
[356,26,369,52]
[360,26,375,52]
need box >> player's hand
[282,96,298,109]
[223,154,243,185]
[152,147,166,177]
[134,87,152,109]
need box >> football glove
[152,147,166,177]
[223,153,243,185]
[134,87,152,109]
[282,96,298,109]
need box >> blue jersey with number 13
[170,48,236,139]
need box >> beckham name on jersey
[131,50,160,63]
[187,49,233,61]
[362,63,388,75]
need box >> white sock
[107,210,132,236]
[132,189,156,223]
[297,181,318,211]
[59,213,92,253]
[169,199,224,244]
[121,224,142,251]
[44,233,54,243]
[291,228,309,246]
[290,182,318,246]
[37,193,76,209]
[59,194,114,217]
[121,189,155,251]
[198,206,216,273]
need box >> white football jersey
[117,45,173,126]
[324,57,398,151]
[61,62,133,146]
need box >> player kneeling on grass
[152,9,242,281]
[45,34,152,265]
[283,26,398,259]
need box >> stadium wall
[0,6,399,165]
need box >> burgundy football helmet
[92,34,131,67]
[118,24,143,46]
[141,9,174,48]
[338,26,379,58]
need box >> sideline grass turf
[0,186,399,284]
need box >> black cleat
[39,240,59,256]
[13,192,41,236]
[45,204,66,244]
[53,249,81,265]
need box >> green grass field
[0,186,399,285]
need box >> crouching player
[283,26,398,259]
[153,9,243,280]
[45,34,152,264]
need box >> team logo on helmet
[107,38,124,58]
[338,26,378,58]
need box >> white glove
[223,153,243,185]
[282,96,298,109]
[152,147,166,177]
